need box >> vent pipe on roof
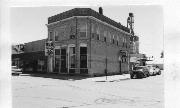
[99,7,103,15]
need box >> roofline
[24,39,47,44]
[46,16,132,35]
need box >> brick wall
[24,39,46,53]
[88,18,130,76]
[47,16,130,75]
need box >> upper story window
[122,37,125,47]
[96,27,100,40]
[91,24,96,39]
[79,22,87,38]
[104,31,107,42]
[70,25,76,39]
[108,32,111,43]
[49,32,53,41]
[55,31,59,41]
[112,35,115,44]
[117,36,119,46]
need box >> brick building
[12,39,47,73]
[46,8,131,76]
[12,7,132,76]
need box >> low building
[12,39,47,73]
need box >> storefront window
[80,46,87,68]
[69,47,76,68]
[55,49,60,55]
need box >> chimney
[129,13,134,17]
[99,7,103,15]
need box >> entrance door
[54,49,61,73]
[60,48,67,73]
[80,46,88,74]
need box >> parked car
[12,66,22,76]
[154,66,161,75]
[130,66,150,79]
[146,65,156,76]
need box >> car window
[134,67,143,70]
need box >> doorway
[60,48,67,73]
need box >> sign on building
[45,41,54,56]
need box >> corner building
[47,8,131,76]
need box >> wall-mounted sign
[45,41,54,56]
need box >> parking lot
[12,72,164,108]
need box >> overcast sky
[10,6,163,60]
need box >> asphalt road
[12,73,164,108]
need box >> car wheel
[134,74,137,79]
[130,74,134,79]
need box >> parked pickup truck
[130,66,150,79]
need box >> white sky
[10,6,163,60]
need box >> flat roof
[48,8,130,33]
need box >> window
[55,49,60,55]
[80,46,87,68]
[96,27,100,40]
[112,35,115,44]
[55,31,59,41]
[123,37,125,47]
[79,22,87,38]
[109,32,111,43]
[104,37,107,42]
[69,46,76,68]
[91,24,96,39]
[49,32,53,41]
[70,25,76,39]
[104,31,107,42]
[117,36,119,46]
[124,38,127,48]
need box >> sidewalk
[86,74,131,82]
[19,73,131,82]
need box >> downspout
[89,17,92,76]
[75,17,78,74]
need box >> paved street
[12,73,164,108]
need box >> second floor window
[79,22,87,38]
[104,31,107,42]
[49,32,53,41]
[109,32,111,43]
[112,35,115,44]
[70,25,76,39]
[117,36,119,46]
[97,27,100,40]
[55,31,59,41]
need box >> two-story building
[46,7,131,76]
